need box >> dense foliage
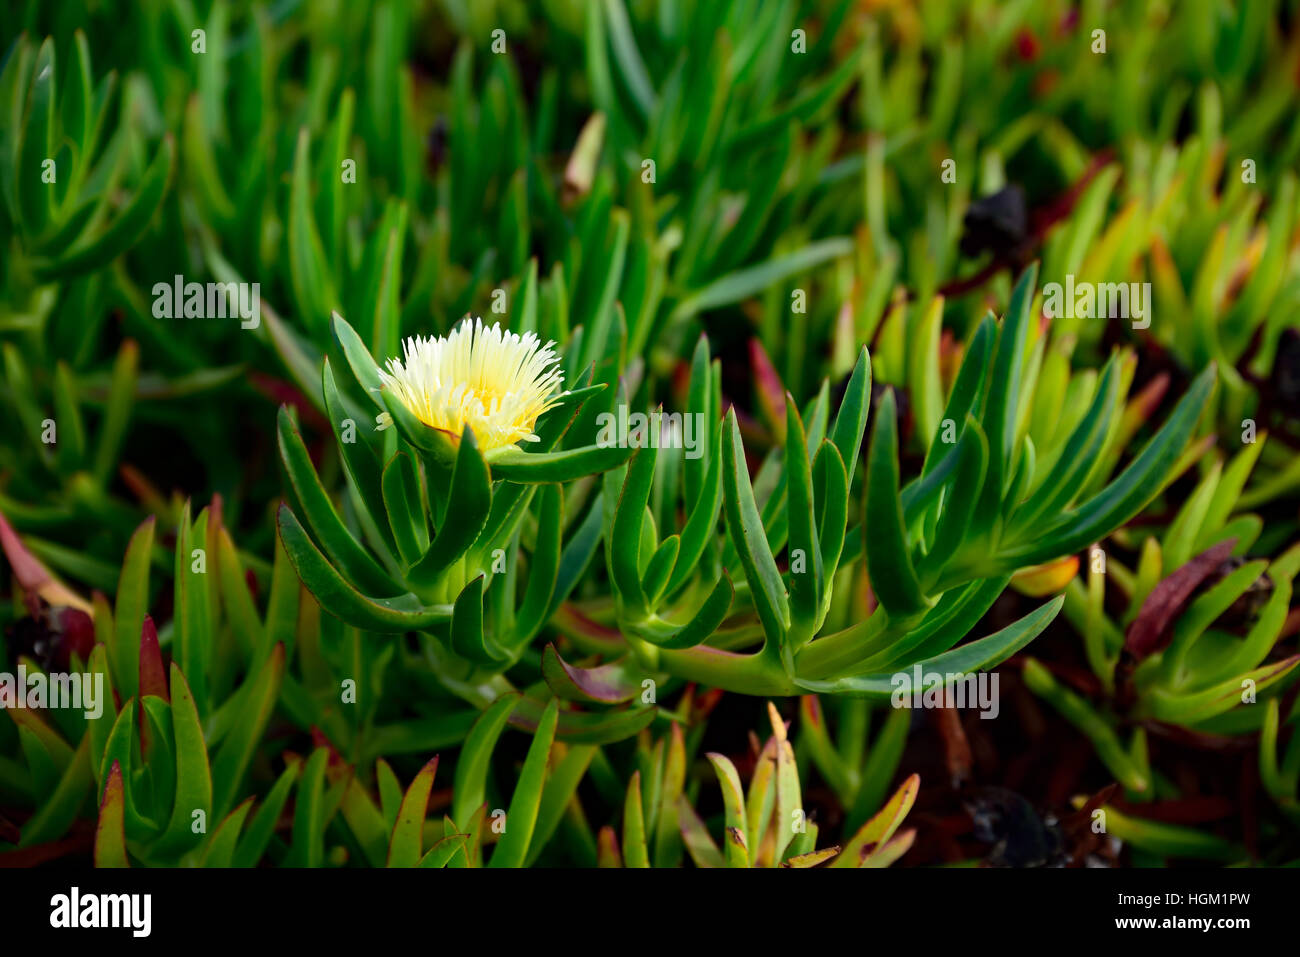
[1,0,1298,868]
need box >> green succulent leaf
[33,135,175,281]
[721,409,789,646]
[386,757,439,868]
[864,389,929,618]
[277,504,452,632]
[452,693,521,829]
[797,595,1063,696]
[278,405,399,596]
[489,698,558,868]
[451,575,508,665]
[998,365,1217,569]
[94,760,130,868]
[488,442,633,483]
[154,664,212,856]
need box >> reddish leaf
[0,508,92,614]
[541,644,642,703]
[748,339,787,443]
[1125,539,1237,658]
[248,371,330,433]
[597,825,622,867]
[56,608,96,665]
[1110,796,1234,825]
[310,726,348,769]
[138,616,169,701]
[933,706,972,789]
[1129,371,1171,421]
[800,694,824,729]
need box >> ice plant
[0,505,293,865]
[1262,694,1300,828]
[6,0,1300,876]
[1025,435,1300,795]
[375,319,567,453]
[276,312,630,674]
[599,704,919,868]
[565,264,1217,699]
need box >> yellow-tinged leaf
[781,845,840,868]
[622,770,649,868]
[94,761,129,868]
[860,827,917,868]
[706,753,750,868]
[387,756,439,867]
[1011,556,1079,596]
[833,773,919,867]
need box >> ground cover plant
[1,0,1299,875]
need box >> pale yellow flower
[376,318,565,452]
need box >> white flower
[377,318,565,452]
